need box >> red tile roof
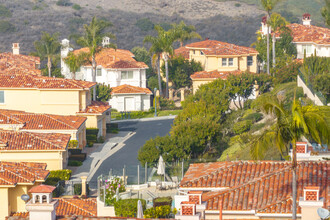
[174,46,190,59]
[111,84,152,95]
[190,70,242,80]
[74,48,148,69]
[0,73,96,90]
[0,52,41,75]
[77,101,111,114]
[0,161,49,186]
[0,109,86,130]
[181,161,329,214]
[0,130,70,151]
[275,23,330,45]
[29,184,56,193]
[185,40,258,56]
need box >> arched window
[42,195,47,203]
[35,195,40,203]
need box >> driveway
[88,117,174,188]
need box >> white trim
[179,187,229,191]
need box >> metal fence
[53,179,87,197]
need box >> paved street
[88,118,174,188]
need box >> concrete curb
[113,115,176,123]
[86,131,136,182]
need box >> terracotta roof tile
[174,47,190,59]
[0,130,70,151]
[0,52,40,75]
[0,109,87,130]
[275,23,330,45]
[74,48,148,69]
[0,73,96,90]
[190,70,242,80]
[0,161,49,186]
[181,161,329,214]
[77,101,111,114]
[29,184,56,193]
[185,40,258,56]
[111,84,152,95]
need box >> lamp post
[154,88,157,117]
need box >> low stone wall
[297,75,324,106]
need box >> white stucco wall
[296,43,330,59]
[109,94,151,112]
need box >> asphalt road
[89,118,174,188]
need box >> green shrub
[235,3,241,7]
[56,0,72,6]
[68,160,83,166]
[86,134,97,141]
[144,205,174,218]
[68,140,78,149]
[86,128,99,136]
[72,4,81,10]
[233,120,252,135]
[48,170,72,180]
[243,112,263,123]
[69,153,86,162]
[107,123,119,133]
[159,97,175,110]
[68,149,82,155]
[74,183,82,195]
[0,5,12,17]
[136,18,154,31]
[87,141,95,147]
[153,196,172,207]
[114,199,146,217]
[0,20,15,33]
[97,136,105,143]
[44,177,61,186]
[250,123,266,133]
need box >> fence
[53,179,87,197]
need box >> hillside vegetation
[0,0,324,55]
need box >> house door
[124,97,135,111]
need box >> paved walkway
[71,131,133,181]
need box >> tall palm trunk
[47,56,52,77]
[164,55,169,98]
[92,55,97,101]
[72,71,76,80]
[272,33,276,70]
[157,55,163,96]
[292,140,297,220]
[266,25,270,75]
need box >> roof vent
[26,83,31,86]
[10,75,15,79]
[38,125,43,128]
[60,84,65,87]
[72,121,76,123]
[42,79,46,83]
[27,144,32,148]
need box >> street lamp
[154,88,157,117]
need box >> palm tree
[268,13,288,69]
[34,32,61,77]
[260,0,281,75]
[250,95,330,220]
[171,21,202,47]
[63,52,87,79]
[321,0,330,26]
[76,17,116,101]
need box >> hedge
[153,197,172,207]
[87,134,97,141]
[47,169,72,180]
[233,120,252,135]
[68,140,78,149]
[114,199,146,217]
[68,160,83,166]
[68,149,82,155]
[86,128,99,136]
[69,153,86,162]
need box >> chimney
[25,185,58,220]
[175,201,201,219]
[261,16,271,35]
[296,142,308,153]
[302,13,311,26]
[102,36,110,47]
[12,43,20,55]
[299,186,324,220]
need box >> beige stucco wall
[0,187,9,220]
[0,89,82,115]
[192,79,215,94]
[82,114,107,138]
[0,151,67,170]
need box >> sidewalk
[70,131,134,181]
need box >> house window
[0,91,4,104]
[200,51,204,55]
[247,56,253,66]
[303,45,312,54]
[193,50,195,54]
[222,58,227,66]
[121,71,133,79]
[228,58,234,66]
[96,68,102,76]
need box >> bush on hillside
[136,18,154,31]
[233,120,252,135]
[72,4,81,10]
[0,20,15,33]
[0,5,12,17]
[243,112,263,123]
[56,0,72,6]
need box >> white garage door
[124,97,135,111]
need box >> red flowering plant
[104,176,126,206]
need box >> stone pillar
[181,90,185,102]
[169,89,174,100]
[81,176,88,196]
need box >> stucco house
[61,39,152,111]
[261,14,330,59]
[0,109,87,149]
[175,160,329,220]
[0,130,70,170]
[0,72,110,138]
[175,39,258,93]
